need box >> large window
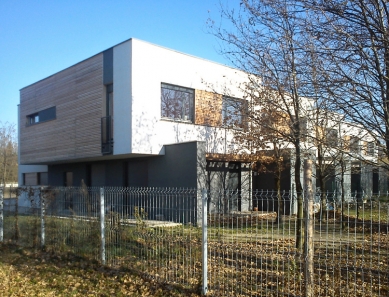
[222,96,246,128]
[26,106,56,126]
[161,83,194,122]
[326,128,338,147]
[350,136,360,153]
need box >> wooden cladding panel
[20,54,104,164]
[195,90,222,126]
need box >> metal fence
[1,186,388,296]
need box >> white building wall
[113,41,132,155]
[128,39,248,155]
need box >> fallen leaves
[0,243,200,297]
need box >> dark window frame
[350,136,360,153]
[26,106,56,126]
[23,172,48,186]
[367,141,375,156]
[161,83,194,122]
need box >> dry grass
[0,243,201,297]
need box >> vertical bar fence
[1,185,388,296]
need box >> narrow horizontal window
[26,106,56,126]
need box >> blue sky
[0,0,237,127]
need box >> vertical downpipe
[202,189,208,295]
[100,188,106,265]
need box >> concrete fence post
[304,160,314,297]
[100,188,106,265]
[0,187,3,242]
[201,189,208,295]
[40,187,45,249]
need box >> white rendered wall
[113,41,132,155]
[128,39,248,155]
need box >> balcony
[101,116,113,155]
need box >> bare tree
[0,122,18,186]
[302,0,389,169]
[233,87,294,224]
[209,0,316,249]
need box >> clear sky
[0,0,237,128]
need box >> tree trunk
[295,145,304,250]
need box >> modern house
[18,38,385,215]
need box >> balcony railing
[101,116,113,155]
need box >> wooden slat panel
[20,54,104,164]
[195,90,222,126]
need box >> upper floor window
[367,141,375,156]
[26,106,56,126]
[161,83,194,122]
[27,113,40,125]
[350,136,360,153]
[326,128,338,147]
[222,96,246,129]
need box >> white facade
[18,38,381,201]
[112,39,249,156]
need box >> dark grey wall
[148,142,202,188]
[91,163,105,186]
[48,163,89,186]
[47,141,206,189]
[106,160,126,186]
[127,159,148,187]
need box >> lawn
[2,206,389,296]
[0,243,200,297]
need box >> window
[326,129,338,147]
[26,106,56,126]
[299,117,308,140]
[222,96,246,128]
[161,83,194,122]
[23,172,48,186]
[367,142,375,156]
[350,136,360,153]
[64,171,73,187]
[27,113,40,125]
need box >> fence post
[304,159,314,297]
[100,187,106,265]
[0,187,3,242]
[201,189,208,295]
[40,187,45,249]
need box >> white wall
[127,39,248,155]
[113,41,132,155]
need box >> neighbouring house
[18,38,386,216]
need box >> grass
[0,243,201,297]
[3,206,389,296]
